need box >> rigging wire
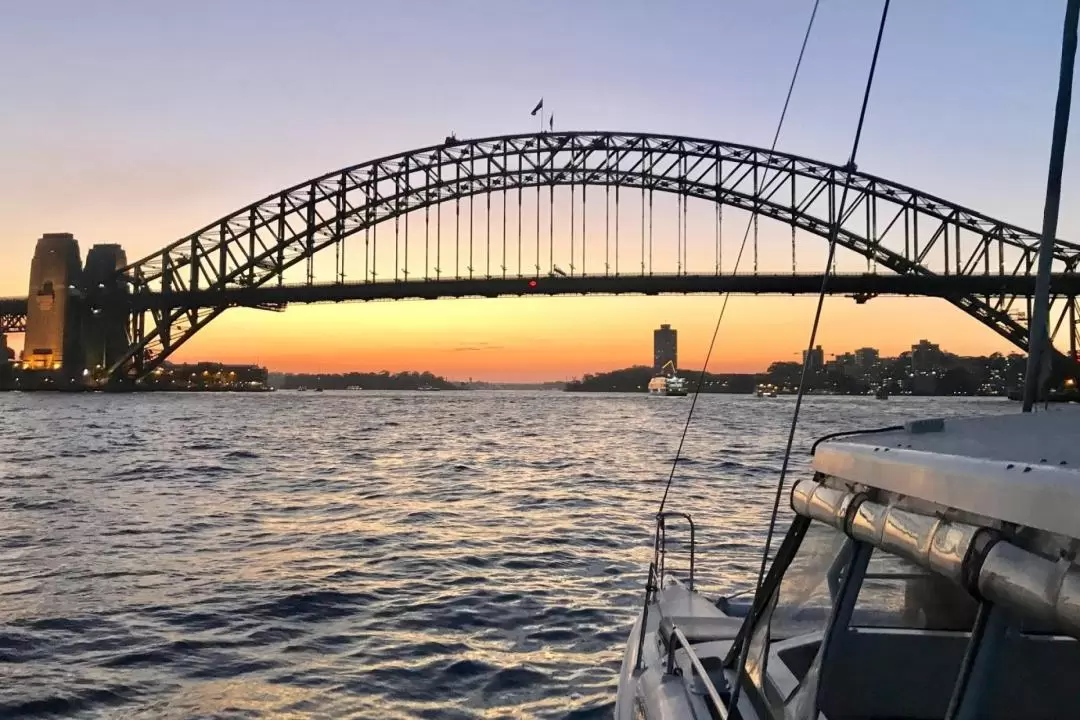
[656,0,822,515]
[728,1,891,713]
[754,0,890,596]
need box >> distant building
[23,233,83,376]
[911,339,945,374]
[151,362,269,390]
[653,324,677,372]
[832,352,857,370]
[854,347,879,369]
[802,345,825,373]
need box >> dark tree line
[282,371,459,390]
[565,366,760,393]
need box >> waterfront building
[151,362,269,390]
[854,346,879,368]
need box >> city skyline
[1,1,1077,381]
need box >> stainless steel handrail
[655,511,696,591]
[667,624,730,720]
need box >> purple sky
[1,1,1075,284]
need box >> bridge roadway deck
[2,273,1079,316]
[0,297,27,314]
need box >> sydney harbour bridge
[3,130,1080,387]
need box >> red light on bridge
[528,280,538,288]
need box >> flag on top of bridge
[530,98,543,116]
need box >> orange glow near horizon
[1,294,1010,383]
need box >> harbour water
[0,391,1016,718]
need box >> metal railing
[666,623,731,720]
[654,511,696,593]
[635,511,698,673]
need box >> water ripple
[0,391,1012,717]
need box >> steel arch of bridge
[115,131,1080,381]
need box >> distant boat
[875,386,889,400]
[648,375,688,396]
[297,385,308,392]
[314,387,324,393]
[650,361,688,396]
[417,385,441,391]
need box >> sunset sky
[2,1,1078,381]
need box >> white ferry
[648,375,688,396]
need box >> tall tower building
[653,324,677,372]
[802,345,825,373]
[24,233,83,374]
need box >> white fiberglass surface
[823,407,1080,467]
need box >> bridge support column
[82,244,130,387]
[0,334,13,390]
[23,233,85,390]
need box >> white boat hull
[615,579,748,720]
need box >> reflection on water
[0,391,1013,717]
